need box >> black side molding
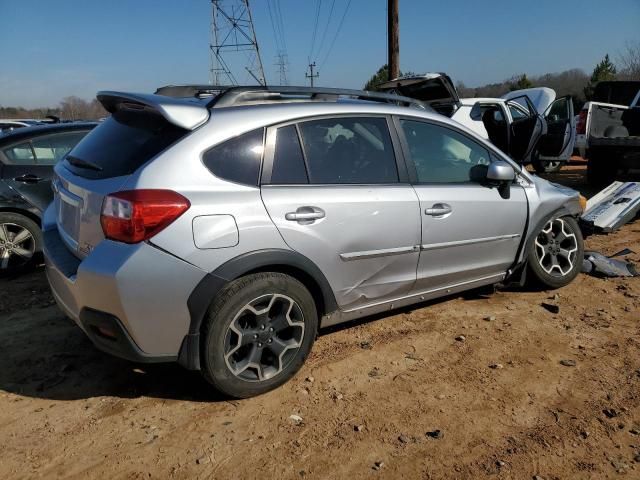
[179,249,338,370]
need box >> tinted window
[400,120,491,183]
[32,131,89,165]
[297,117,397,184]
[64,110,188,179]
[270,125,308,184]
[3,142,35,165]
[203,128,264,187]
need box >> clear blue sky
[1,0,638,108]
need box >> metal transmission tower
[275,53,289,85]
[209,0,266,86]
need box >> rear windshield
[593,82,640,106]
[63,109,188,179]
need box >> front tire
[201,272,318,398]
[527,216,584,289]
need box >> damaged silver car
[44,85,585,398]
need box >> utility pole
[387,0,399,81]
[209,0,266,86]
[306,62,319,87]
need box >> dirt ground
[1,161,639,480]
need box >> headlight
[579,194,587,212]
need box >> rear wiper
[66,155,103,171]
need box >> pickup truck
[576,81,640,186]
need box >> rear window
[593,82,640,105]
[202,128,264,187]
[63,110,188,179]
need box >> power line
[267,0,283,52]
[319,0,352,71]
[308,0,322,61]
[314,0,336,61]
[274,0,288,54]
[267,0,289,85]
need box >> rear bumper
[43,204,208,361]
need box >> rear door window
[202,128,264,187]
[31,131,90,165]
[297,117,398,184]
[63,110,188,179]
[2,142,35,165]
[269,125,308,184]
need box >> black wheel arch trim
[179,248,338,371]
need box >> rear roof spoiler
[97,91,210,130]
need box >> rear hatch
[53,92,208,258]
[377,73,460,116]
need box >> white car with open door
[379,76,576,173]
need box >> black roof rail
[205,85,429,110]
[156,84,429,109]
[155,84,234,99]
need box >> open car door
[378,73,460,117]
[504,94,543,163]
[535,96,576,163]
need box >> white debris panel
[581,181,640,232]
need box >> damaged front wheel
[527,216,584,289]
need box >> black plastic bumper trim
[79,308,177,364]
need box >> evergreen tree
[509,74,533,91]
[584,54,617,99]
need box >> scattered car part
[582,251,638,277]
[581,181,640,232]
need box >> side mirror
[486,160,515,199]
[486,160,515,182]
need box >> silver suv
[44,86,585,398]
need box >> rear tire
[201,272,318,398]
[527,216,584,289]
[0,212,41,276]
[532,152,563,174]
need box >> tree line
[0,96,107,121]
[364,41,640,109]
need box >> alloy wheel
[0,223,35,270]
[223,293,305,382]
[544,160,562,172]
[534,218,578,277]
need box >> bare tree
[617,41,640,80]
[58,96,107,120]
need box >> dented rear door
[260,116,421,310]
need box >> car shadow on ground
[0,267,552,403]
[0,270,228,403]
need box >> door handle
[13,174,43,184]
[425,203,452,216]
[285,207,325,223]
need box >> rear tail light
[100,189,190,243]
[576,109,587,135]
